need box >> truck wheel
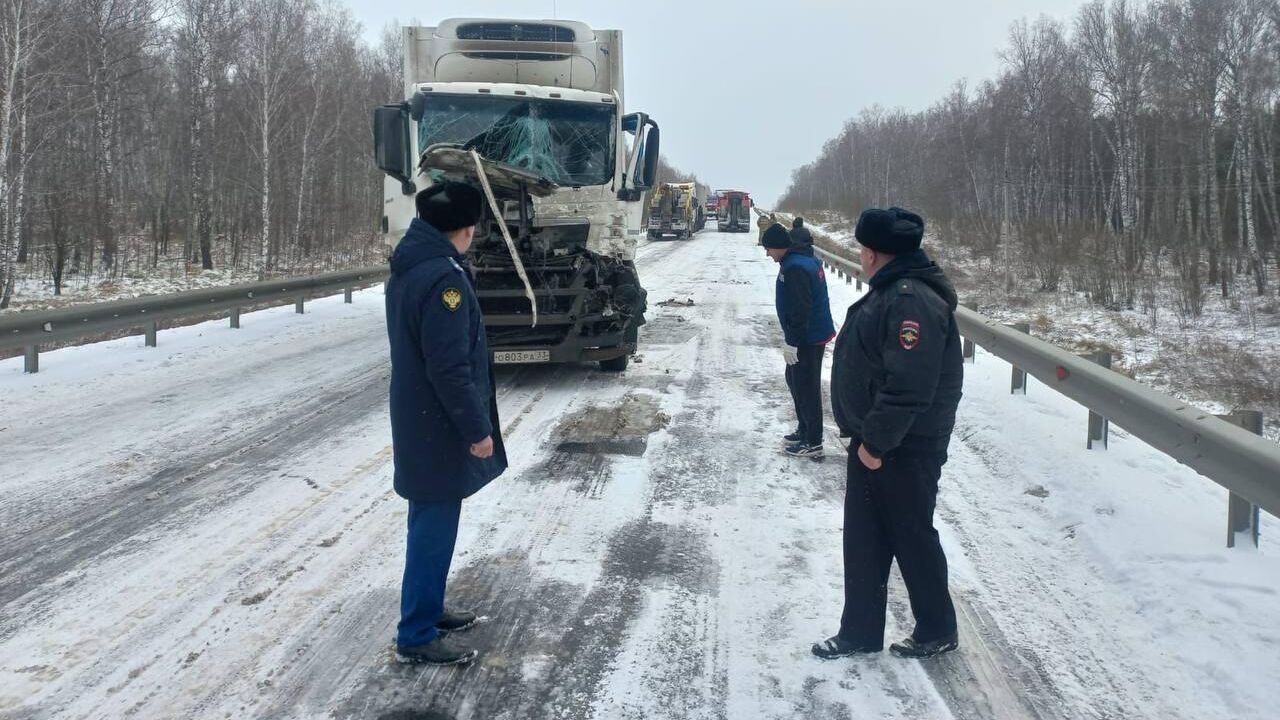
[599,354,629,372]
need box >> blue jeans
[397,498,463,648]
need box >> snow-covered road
[1,230,1277,719]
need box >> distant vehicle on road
[716,190,752,233]
[647,182,704,240]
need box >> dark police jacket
[831,250,963,458]
[386,218,508,502]
[776,250,837,347]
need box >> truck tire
[599,354,629,372]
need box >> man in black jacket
[386,181,508,666]
[812,207,963,661]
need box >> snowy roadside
[3,246,385,316]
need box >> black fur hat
[854,207,925,254]
[416,181,483,233]
[761,223,793,249]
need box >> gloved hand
[782,344,799,365]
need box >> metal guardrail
[0,265,388,372]
[809,243,1280,523]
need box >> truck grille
[456,23,576,43]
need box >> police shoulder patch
[899,320,921,350]
[442,287,463,312]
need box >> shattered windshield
[417,94,616,187]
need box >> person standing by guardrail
[813,207,963,661]
[789,217,815,254]
[762,223,836,459]
[757,211,774,245]
[385,181,509,666]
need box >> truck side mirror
[636,124,660,191]
[373,103,415,196]
[619,113,660,201]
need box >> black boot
[395,636,478,665]
[811,635,882,659]
[436,609,481,633]
[889,633,958,659]
[784,442,824,459]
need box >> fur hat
[416,181,483,233]
[854,207,925,254]
[761,223,792,249]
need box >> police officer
[385,181,508,666]
[762,223,836,458]
[812,207,963,660]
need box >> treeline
[0,0,403,308]
[779,0,1280,314]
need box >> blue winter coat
[385,218,508,502]
[775,251,837,346]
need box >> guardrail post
[344,287,353,303]
[230,307,241,329]
[961,302,976,363]
[24,345,38,374]
[1010,322,1030,394]
[1087,351,1112,449]
[1218,411,1263,549]
[295,296,305,314]
[145,321,158,348]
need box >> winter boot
[890,633,958,659]
[395,636,479,666]
[811,635,882,660]
[784,442,824,459]
[436,609,481,634]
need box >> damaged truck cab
[373,19,660,371]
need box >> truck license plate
[493,350,551,364]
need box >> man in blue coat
[385,181,508,665]
[763,222,836,458]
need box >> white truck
[373,19,660,371]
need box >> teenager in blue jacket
[385,181,508,665]
[762,223,836,458]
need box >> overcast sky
[350,0,1092,208]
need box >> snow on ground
[0,229,1277,719]
[3,244,382,315]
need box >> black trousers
[839,449,957,646]
[784,343,825,445]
